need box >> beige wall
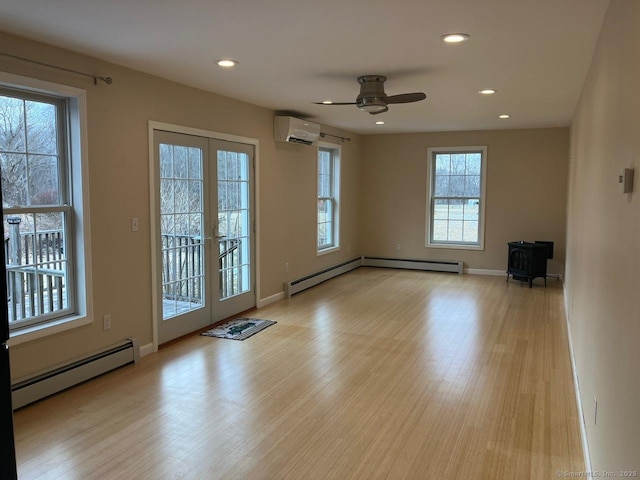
[1,31,361,379]
[4,2,638,474]
[270,135,362,285]
[566,0,640,472]
[2,29,571,381]
[7,29,616,478]
[360,129,569,273]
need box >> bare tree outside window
[428,147,487,248]
[1,89,72,328]
[159,143,205,319]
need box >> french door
[153,131,255,344]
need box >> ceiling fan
[315,75,426,115]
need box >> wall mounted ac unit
[274,116,321,146]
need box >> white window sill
[317,245,340,256]
[7,315,93,347]
[427,242,485,251]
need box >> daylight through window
[317,145,340,252]
[427,146,487,249]
[1,86,77,330]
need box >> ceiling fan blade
[312,102,357,105]
[385,92,426,104]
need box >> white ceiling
[0,0,610,134]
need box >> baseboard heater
[362,257,463,274]
[284,257,362,297]
[11,338,140,410]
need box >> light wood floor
[14,268,584,479]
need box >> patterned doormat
[201,318,276,341]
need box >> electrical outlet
[396,243,401,251]
[103,314,112,331]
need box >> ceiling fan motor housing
[357,75,389,113]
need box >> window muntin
[1,87,74,330]
[317,146,340,252]
[427,146,486,249]
[159,143,205,320]
[217,149,251,299]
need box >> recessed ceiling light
[441,33,470,44]
[479,89,497,95]
[375,121,385,125]
[322,100,333,105]
[217,59,238,68]
[499,114,511,119]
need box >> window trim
[1,88,75,329]
[1,71,93,345]
[426,146,487,251]
[316,143,340,255]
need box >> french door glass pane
[160,144,205,320]
[218,150,250,299]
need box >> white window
[317,145,340,253]
[1,74,91,339]
[427,146,487,249]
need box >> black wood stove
[506,241,553,288]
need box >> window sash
[317,197,334,249]
[317,147,338,251]
[1,87,75,330]
[428,148,486,248]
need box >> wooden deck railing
[4,228,241,323]
[218,237,241,299]
[161,234,240,302]
[161,234,203,302]
[4,229,66,323]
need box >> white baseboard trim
[564,293,592,477]
[464,268,505,276]
[12,339,139,409]
[257,291,285,308]
[547,273,564,281]
[284,257,363,297]
[139,342,155,357]
[363,257,462,274]
[465,269,564,282]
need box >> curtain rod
[320,132,351,142]
[0,52,113,85]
